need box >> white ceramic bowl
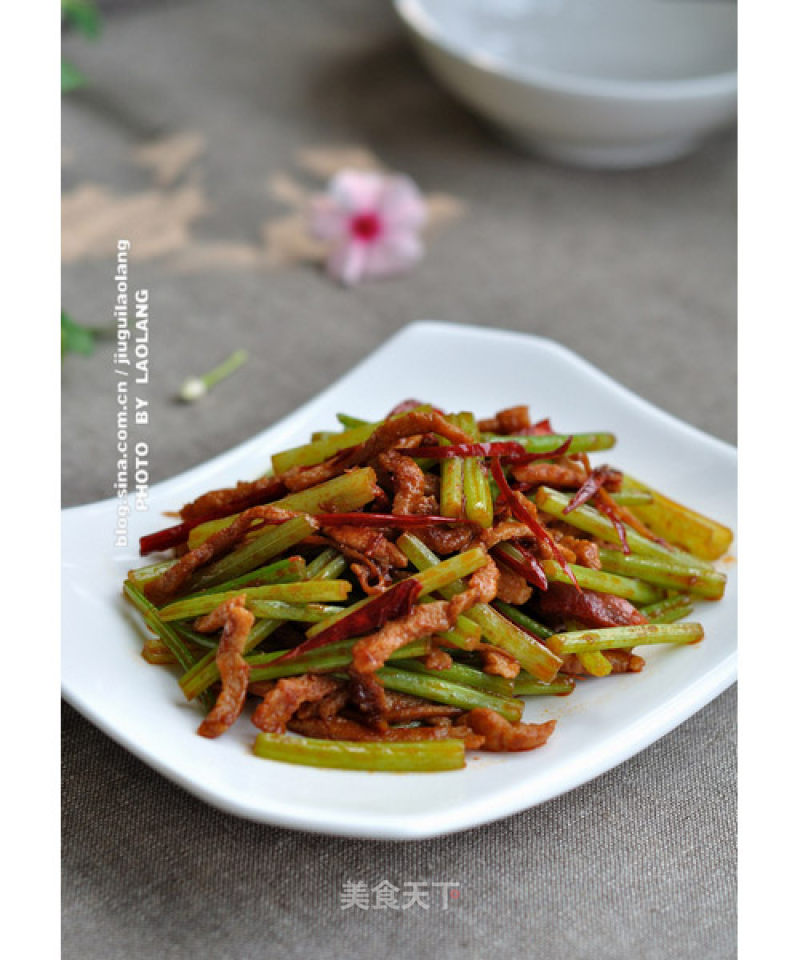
[394,0,737,169]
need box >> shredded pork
[478,646,521,679]
[379,451,438,516]
[252,675,341,733]
[511,462,586,488]
[351,553,500,674]
[465,708,556,751]
[495,563,533,605]
[180,474,286,524]
[477,406,531,435]
[195,596,254,739]
[144,504,303,606]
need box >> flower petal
[377,175,427,230]
[362,229,424,279]
[328,170,385,215]
[309,196,349,241]
[327,240,369,286]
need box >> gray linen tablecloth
[62,2,736,957]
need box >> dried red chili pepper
[139,480,288,555]
[493,542,548,591]
[404,437,572,463]
[275,577,423,662]
[489,458,580,590]
[563,466,623,514]
[537,582,647,628]
[593,488,632,555]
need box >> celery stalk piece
[377,667,524,722]
[438,414,465,518]
[336,413,369,428]
[436,615,481,650]
[413,546,489,595]
[395,532,467,597]
[306,550,347,580]
[246,648,326,668]
[535,487,719,574]
[142,637,186,665]
[538,557,664,604]
[458,412,493,529]
[124,581,201,673]
[264,467,379,514]
[158,580,351,621]
[303,595,372,641]
[178,601,341,626]
[395,533,562,683]
[243,636,430,669]
[546,622,704,656]
[492,601,553,639]
[272,420,382,473]
[127,558,177,587]
[171,622,220,650]
[596,548,726,601]
[187,515,317,593]
[621,474,733,561]
[187,467,379,548]
[124,581,215,710]
[513,673,575,696]
[305,548,347,580]
[254,733,466,772]
[577,651,613,677]
[246,639,430,683]
[247,602,343,623]
[649,603,694,624]
[482,432,616,455]
[465,605,562,683]
[191,556,306,596]
[390,658,515,697]
[639,593,692,620]
[610,490,654,507]
[271,405,433,473]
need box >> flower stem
[180,349,248,402]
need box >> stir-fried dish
[124,402,732,772]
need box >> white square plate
[62,322,737,839]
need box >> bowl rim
[394,0,737,102]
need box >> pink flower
[309,170,427,286]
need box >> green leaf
[61,311,95,360]
[61,59,87,92]
[61,0,102,39]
